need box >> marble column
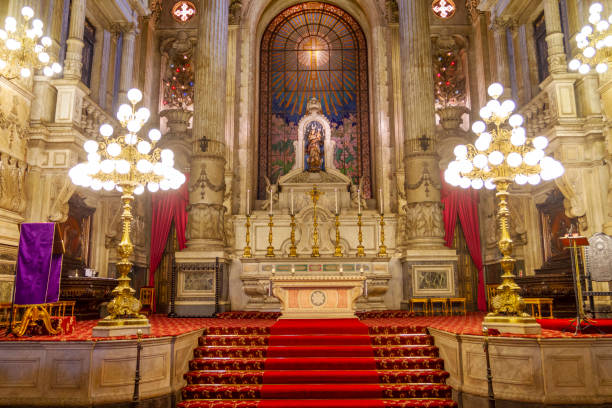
[117,24,138,105]
[63,0,86,80]
[186,0,229,252]
[397,0,444,248]
[491,17,512,93]
[543,0,567,74]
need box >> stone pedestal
[482,315,542,335]
[173,251,230,317]
[271,275,365,319]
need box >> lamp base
[483,315,541,335]
[92,318,151,337]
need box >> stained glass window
[432,0,456,19]
[259,2,371,199]
[172,1,196,23]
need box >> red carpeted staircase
[178,318,457,408]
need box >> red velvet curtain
[440,180,487,311]
[148,177,189,287]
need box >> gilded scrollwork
[0,153,28,214]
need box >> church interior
[1,0,612,407]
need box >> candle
[247,189,250,216]
[357,188,361,214]
[269,187,273,215]
[379,188,383,215]
[334,188,338,214]
[291,188,294,215]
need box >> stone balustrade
[519,90,553,138]
[80,96,118,140]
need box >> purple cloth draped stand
[14,223,63,305]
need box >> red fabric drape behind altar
[148,177,189,288]
[440,180,487,311]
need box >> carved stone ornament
[48,174,76,223]
[385,0,399,24]
[0,152,27,214]
[187,203,225,241]
[404,201,444,240]
[0,108,28,149]
[229,0,242,25]
[465,0,481,23]
[586,233,612,281]
[192,162,226,200]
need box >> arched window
[258,2,371,198]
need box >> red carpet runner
[178,318,457,408]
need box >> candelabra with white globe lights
[568,2,612,74]
[445,83,564,325]
[0,6,62,79]
[69,88,185,327]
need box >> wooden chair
[524,298,553,318]
[430,298,448,316]
[449,298,467,315]
[410,298,429,316]
[0,303,11,330]
[139,286,155,317]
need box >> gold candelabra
[266,214,275,257]
[568,3,612,75]
[445,83,563,326]
[243,214,252,258]
[334,213,343,257]
[356,212,365,257]
[308,186,323,257]
[377,214,387,257]
[289,214,297,257]
[69,88,185,327]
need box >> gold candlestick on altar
[308,186,323,257]
[356,212,365,257]
[377,214,387,257]
[334,213,343,257]
[243,214,252,258]
[289,214,297,257]
[266,214,275,257]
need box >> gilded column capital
[229,0,242,26]
[465,0,482,23]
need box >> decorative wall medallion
[172,1,196,23]
[310,290,326,306]
[432,0,456,19]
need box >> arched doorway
[258,2,372,199]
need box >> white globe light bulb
[134,185,145,195]
[153,162,165,175]
[508,114,524,128]
[487,99,502,115]
[43,66,53,77]
[20,68,31,78]
[5,17,17,32]
[568,59,581,71]
[84,140,98,153]
[161,149,175,163]
[99,124,114,137]
[527,174,542,185]
[479,106,492,120]
[41,36,52,47]
[137,159,153,173]
[91,179,103,191]
[160,179,171,190]
[510,128,527,146]
[459,177,471,189]
[100,160,115,173]
[147,182,160,193]
[454,145,468,159]
[584,46,596,58]
[148,129,161,142]
[532,136,549,150]
[32,19,43,30]
[106,142,121,157]
[52,62,62,73]
[590,12,602,24]
[524,151,539,166]
[582,25,594,36]
[137,141,151,154]
[124,133,138,145]
[127,119,141,133]
[127,88,143,104]
[21,7,34,19]
[471,121,486,134]
[38,52,49,63]
[117,104,132,122]
[484,179,496,190]
[501,100,516,114]
[473,154,488,169]
[459,159,473,174]
[488,151,504,165]
[590,2,604,14]
[136,107,150,123]
[87,152,100,163]
[103,180,115,191]
[487,83,504,98]
[475,137,490,152]
[471,179,484,190]
[507,152,523,167]
[514,174,528,185]
[116,160,130,174]
[579,64,591,74]
[597,20,610,32]
[597,63,609,73]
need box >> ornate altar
[237,99,394,315]
[59,277,117,320]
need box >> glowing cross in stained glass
[432,0,456,19]
[173,2,196,22]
